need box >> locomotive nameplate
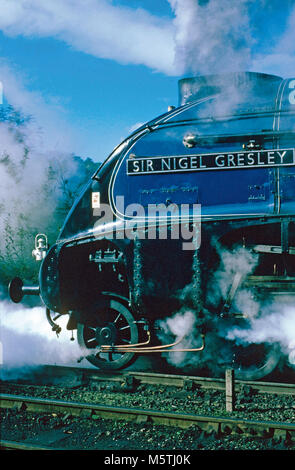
[126,148,295,175]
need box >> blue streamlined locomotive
[9,72,295,380]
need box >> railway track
[2,365,295,449]
[15,364,295,396]
[1,392,295,445]
[0,440,60,451]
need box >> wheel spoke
[120,325,130,331]
[86,337,97,344]
[114,313,122,323]
[77,298,139,370]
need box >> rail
[25,365,295,396]
[1,393,295,443]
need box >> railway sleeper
[219,423,295,443]
[221,422,269,437]
[272,428,295,443]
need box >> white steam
[158,310,197,366]
[0,61,79,244]
[169,0,253,76]
[0,299,85,377]
[167,0,295,78]
[0,59,74,152]
[0,63,95,378]
[212,246,258,300]
[158,246,295,371]
[227,300,295,355]
[0,119,77,234]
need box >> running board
[244,275,295,292]
[251,244,295,255]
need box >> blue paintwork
[275,78,295,214]
[111,73,295,221]
[58,72,295,242]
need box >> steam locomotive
[9,72,295,380]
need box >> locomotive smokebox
[8,277,40,303]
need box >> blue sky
[0,0,294,163]
[0,31,177,159]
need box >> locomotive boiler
[9,72,295,380]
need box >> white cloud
[0,0,294,80]
[0,0,176,75]
[274,7,295,56]
[251,6,295,79]
[250,53,295,79]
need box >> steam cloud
[0,298,88,380]
[0,1,294,76]
[227,301,295,356]
[158,246,295,373]
[168,0,253,76]
[0,61,98,283]
[0,64,98,377]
